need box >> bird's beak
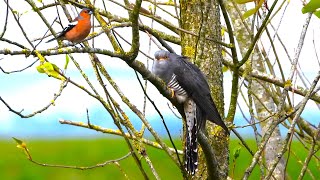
[88,10,93,15]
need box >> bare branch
[59,119,183,154]
[0,80,68,118]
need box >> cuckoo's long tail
[184,99,198,175]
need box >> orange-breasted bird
[46,8,92,43]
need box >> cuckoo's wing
[172,55,229,134]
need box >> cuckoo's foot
[169,88,175,98]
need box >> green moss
[183,46,195,58]
[3,48,11,55]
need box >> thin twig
[0,59,38,74]
[59,119,183,154]
[29,151,133,170]
[0,80,67,118]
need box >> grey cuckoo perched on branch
[152,50,229,175]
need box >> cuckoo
[152,50,229,175]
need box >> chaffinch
[46,8,92,43]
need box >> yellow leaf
[36,64,45,73]
[52,63,60,72]
[222,65,229,72]
[221,27,226,36]
[17,143,27,149]
[13,137,27,149]
[51,100,55,106]
[242,0,265,19]
[34,50,45,63]
[64,54,70,70]
[47,70,65,80]
[243,8,258,19]
[234,0,255,4]
[12,137,25,147]
[36,62,65,80]
[284,80,292,88]
[222,49,226,57]
[12,137,32,160]
[43,62,54,71]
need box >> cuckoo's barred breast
[167,74,188,103]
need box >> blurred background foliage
[0,138,318,180]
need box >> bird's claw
[169,88,175,98]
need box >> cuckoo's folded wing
[172,55,229,134]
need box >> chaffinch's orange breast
[65,18,91,43]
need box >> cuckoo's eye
[155,50,169,60]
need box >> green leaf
[43,62,54,71]
[34,50,45,63]
[12,10,18,14]
[12,137,32,160]
[234,0,254,4]
[314,10,320,19]
[51,99,55,106]
[52,63,60,72]
[243,8,257,19]
[12,137,23,145]
[47,70,65,80]
[242,0,264,19]
[302,0,320,14]
[36,62,65,80]
[222,66,229,73]
[12,137,27,149]
[36,64,45,73]
[233,147,241,159]
[64,54,70,70]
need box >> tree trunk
[224,1,285,179]
[180,0,229,179]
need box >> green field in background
[0,138,318,180]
